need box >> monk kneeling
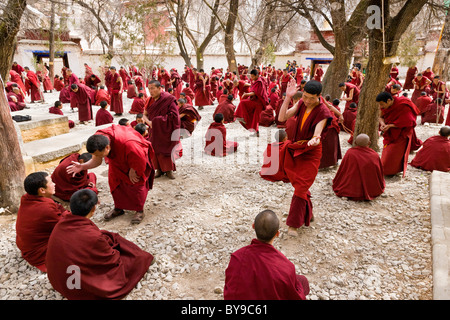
[224,210,310,300]
[46,189,155,300]
[332,134,385,201]
[410,126,450,172]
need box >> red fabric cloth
[127,84,137,99]
[49,106,63,115]
[260,141,289,183]
[46,214,154,300]
[85,74,101,89]
[53,77,64,91]
[182,87,195,101]
[421,102,445,124]
[415,95,433,115]
[259,105,275,127]
[193,74,212,107]
[129,97,146,114]
[9,70,26,94]
[95,108,114,126]
[59,86,71,103]
[72,84,94,121]
[213,100,236,123]
[319,126,342,169]
[179,103,201,135]
[403,67,417,90]
[15,194,69,272]
[95,89,111,106]
[380,96,420,176]
[333,146,385,200]
[51,153,98,201]
[96,125,155,211]
[110,73,123,113]
[204,122,238,157]
[313,67,324,82]
[410,135,450,172]
[224,239,309,300]
[25,70,42,102]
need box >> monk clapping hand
[67,161,83,177]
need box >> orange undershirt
[300,108,312,131]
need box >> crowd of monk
[7,59,450,300]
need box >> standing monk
[278,79,332,237]
[403,65,417,90]
[234,69,269,137]
[70,84,94,123]
[143,80,181,180]
[23,67,43,103]
[377,91,421,177]
[67,124,155,224]
[313,65,324,82]
[109,66,124,116]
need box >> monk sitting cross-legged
[224,210,310,300]
[259,129,289,183]
[46,189,155,300]
[410,126,450,172]
[332,134,385,201]
[204,113,238,157]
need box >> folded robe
[332,146,385,200]
[410,135,450,172]
[51,153,98,201]
[224,239,308,300]
[16,194,69,272]
[46,214,154,300]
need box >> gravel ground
[0,88,446,300]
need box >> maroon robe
[95,108,114,126]
[25,70,42,102]
[110,73,123,113]
[54,77,64,91]
[421,102,445,124]
[129,97,146,114]
[95,88,111,106]
[213,100,236,123]
[313,67,324,82]
[260,141,290,183]
[283,100,332,228]
[72,84,94,122]
[259,105,275,127]
[234,76,269,133]
[415,95,433,116]
[343,83,360,110]
[170,70,183,99]
[68,73,80,110]
[7,92,26,111]
[9,70,27,94]
[182,87,195,102]
[15,194,69,272]
[410,135,450,172]
[319,104,342,169]
[49,106,75,128]
[179,103,202,135]
[403,67,417,90]
[96,125,155,211]
[380,96,421,176]
[332,146,385,200]
[51,153,98,201]
[127,84,138,99]
[46,214,154,300]
[224,239,309,300]
[144,91,181,172]
[85,74,101,89]
[193,73,212,107]
[204,122,238,157]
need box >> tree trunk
[250,0,274,70]
[321,50,354,99]
[224,0,239,73]
[433,11,450,81]
[0,79,26,213]
[49,1,56,85]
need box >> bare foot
[287,227,298,237]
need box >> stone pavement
[430,170,450,300]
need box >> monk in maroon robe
[234,69,269,136]
[213,94,236,123]
[15,172,69,272]
[260,130,289,183]
[144,80,181,179]
[313,65,324,82]
[85,74,101,90]
[129,93,146,114]
[7,86,26,111]
[403,66,417,90]
[169,69,183,99]
[320,97,343,169]
[53,76,64,91]
[95,101,114,126]
[410,126,450,172]
[109,66,124,115]
[24,67,42,102]
[9,69,27,95]
[415,92,433,119]
[126,80,138,99]
[377,92,421,177]
[339,82,360,111]
[46,189,154,300]
[95,86,111,105]
[67,124,155,224]
[421,99,445,124]
[71,84,93,123]
[204,113,238,157]
[12,61,24,75]
[411,74,432,105]
[193,69,212,109]
[51,153,98,201]
[224,210,309,300]
[49,101,75,128]
[278,79,332,236]
[182,84,195,102]
[333,134,385,200]
[259,105,275,127]
[178,98,201,137]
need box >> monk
[430,75,449,102]
[313,64,324,82]
[85,74,101,90]
[332,134,385,201]
[421,98,445,124]
[224,210,309,300]
[377,91,421,177]
[320,96,343,169]
[213,94,236,123]
[49,100,75,129]
[53,76,64,91]
[182,83,195,102]
[23,67,42,103]
[339,82,360,111]
[415,91,433,120]
[95,85,111,106]
[9,69,27,95]
[15,172,69,272]
[52,153,98,201]
[129,92,146,114]
[403,65,417,90]
[411,73,432,105]
[109,66,124,115]
[234,69,269,137]
[7,85,27,111]
[260,129,290,183]
[66,69,80,110]
[169,68,183,99]
[143,80,181,180]
[343,102,357,132]
[95,100,114,126]
[71,84,93,123]
[46,189,155,300]
[410,126,449,172]
[67,124,155,224]
[178,98,201,138]
[278,79,332,237]
[193,68,212,110]
[204,113,238,157]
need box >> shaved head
[355,133,370,147]
[439,126,450,138]
[254,210,279,242]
